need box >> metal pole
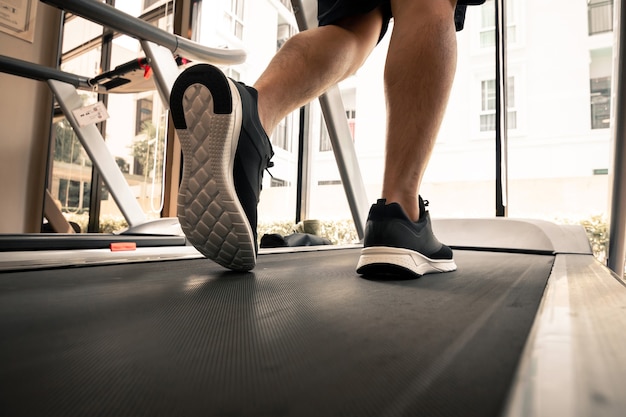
[495,0,508,217]
[296,106,312,224]
[0,54,91,88]
[608,0,626,275]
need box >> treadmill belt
[0,248,553,417]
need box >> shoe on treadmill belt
[356,197,457,277]
[170,63,274,271]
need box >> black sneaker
[356,197,457,277]
[170,63,274,271]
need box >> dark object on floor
[260,232,332,248]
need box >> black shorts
[318,0,393,41]
[317,0,486,38]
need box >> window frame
[590,75,612,129]
[478,75,518,134]
[222,0,245,40]
[477,0,519,49]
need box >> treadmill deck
[0,248,552,417]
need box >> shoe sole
[171,64,256,271]
[356,246,457,277]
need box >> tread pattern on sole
[173,70,255,271]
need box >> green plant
[62,212,128,234]
[98,215,129,234]
[577,215,608,263]
[557,214,608,263]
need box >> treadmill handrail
[0,54,92,89]
[40,0,246,65]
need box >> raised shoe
[170,63,274,271]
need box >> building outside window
[135,97,153,135]
[48,1,174,232]
[346,109,356,140]
[143,0,162,10]
[58,179,90,213]
[190,0,203,42]
[271,178,290,187]
[591,76,611,129]
[272,116,293,152]
[319,119,331,152]
[480,76,516,132]
[588,0,613,35]
[277,23,295,50]
[319,110,355,152]
[480,0,516,48]
[222,0,245,39]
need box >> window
[271,115,292,152]
[346,109,356,140]
[319,118,331,152]
[318,180,342,186]
[319,111,355,152]
[480,0,517,48]
[591,76,611,129]
[222,0,245,39]
[588,0,613,35]
[190,0,203,42]
[49,3,174,233]
[278,0,292,10]
[135,98,153,135]
[277,23,295,50]
[480,77,516,132]
[271,178,290,187]
[58,179,90,213]
[143,0,162,10]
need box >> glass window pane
[50,0,174,233]
[61,17,102,55]
[481,1,495,28]
[588,0,614,35]
[507,77,515,107]
[480,30,495,48]
[499,0,612,261]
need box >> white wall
[0,3,62,233]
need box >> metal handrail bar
[40,0,246,65]
[608,0,626,275]
[0,54,91,89]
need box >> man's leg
[170,6,384,271]
[356,0,459,277]
[382,0,458,221]
[254,8,384,134]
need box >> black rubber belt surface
[0,249,553,417]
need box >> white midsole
[357,246,457,275]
